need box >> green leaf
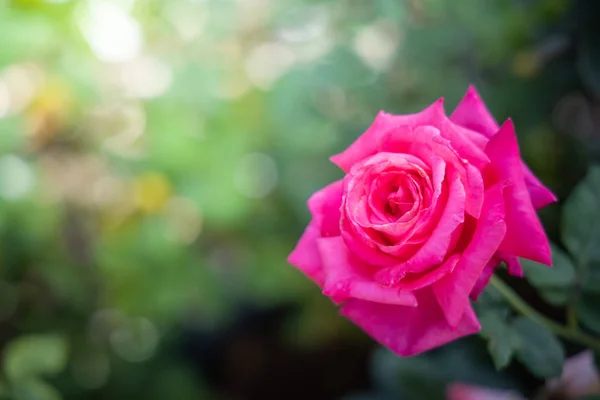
[522,245,576,286]
[12,378,62,400]
[512,317,565,378]
[533,286,571,306]
[474,284,510,316]
[582,261,600,294]
[562,167,600,266]
[479,312,520,370]
[577,293,600,334]
[521,244,576,305]
[4,334,69,381]
[370,339,522,398]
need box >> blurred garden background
[0,0,599,398]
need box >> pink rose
[288,86,556,356]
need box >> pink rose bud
[288,86,556,356]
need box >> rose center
[386,185,414,216]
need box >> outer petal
[330,111,396,172]
[522,164,558,209]
[450,85,499,138]
[288,180,344,287]
[485,120,552,265]
[433,182,507,328]
[331,99,490,173]
[452,85,557,210]
[469,258,497,301]
[386,99,490,168]
[287,221,325,287]
[318,236,417,306]
[308,180,344,237]
[470,252,523,300]
[341,288,480,357]
[499,252,523,277]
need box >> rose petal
[447,383,526,400]
[470,252,523,300]
[522,163,558,209]
[546,350,600,398]
[287,221,325,287]
[341,214,399,267]
[378,125,483,218]
[450,85,499,138]
[308,180,344,237]
[341,288,480,357]
[330,111,396,172]
[470,258,497,301]
[433,182,508,328]
[484,120,552,266]
[318,236,417,306]
[347,152,433,238]
[385,99,490,168]
[331,99,490,173]
[499,252,523,277]
[288,180,344,287]
[375,170,466,285]
[465,163,484,218]
[451,85,557,210]
[394,254,460,292]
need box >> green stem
[489,275,600,352]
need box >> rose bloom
[288,86,556,356]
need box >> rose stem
[489,275,600,352]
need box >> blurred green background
[0,0,598,398]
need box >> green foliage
[511,317,565,379]
[479,311,521,370]
[357,338,524,400]
[577,293,600,334]
[562,167,600,264]
[521,245,575,305]
[559,167,600,333]
[12,379,62,400]
[4,334,69,381]
[473,166,600,382]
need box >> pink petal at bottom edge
[546,350,600,398]
[287,220,325,287]
[340,288,480,357]
[447,384,526,400]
